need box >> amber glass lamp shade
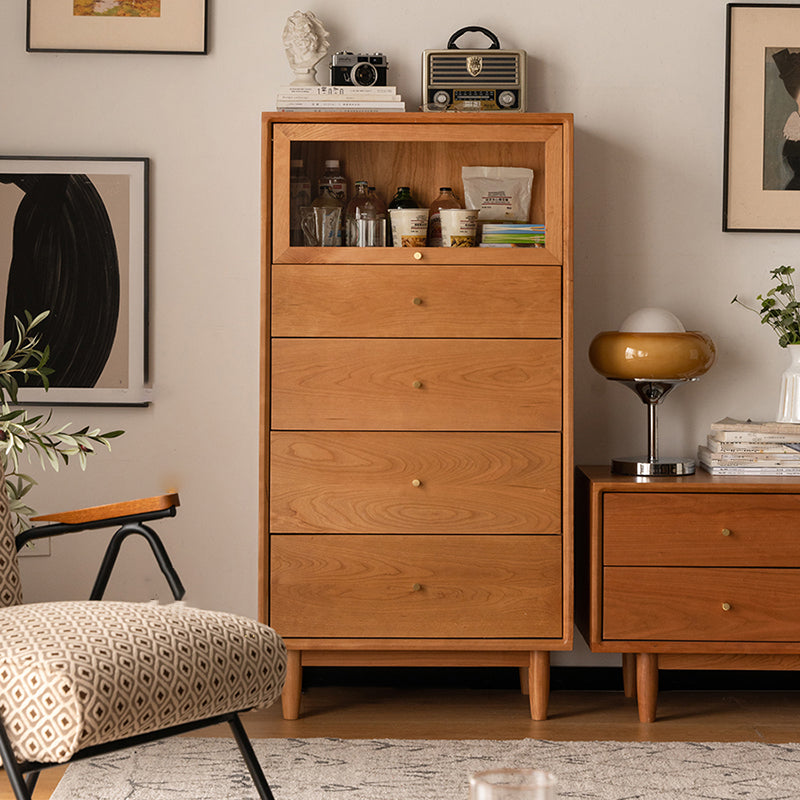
[589,310,716,477]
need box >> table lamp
[589,307,716,476]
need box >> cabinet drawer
[270,534,563,638]
[603,566,800,641]
[270,431,562,534]
[271,338,562,431]
[604,494,800,566]
[271,264,561,338]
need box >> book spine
[277,85,398,97]
[275,100,404,109]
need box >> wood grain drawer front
[604,493,800,566]
[270,534,563,638]
[271,339,562,431]
[271,265,561,339]
[270,431,561,534]
[603,567,800,641]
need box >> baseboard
[303,665,800,691]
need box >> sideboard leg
[281,649,302,720]
[519,667,530,695]
[636,652,658,723]
[622,653,636,699]
[529,650,550,720]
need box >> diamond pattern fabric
[0,488,22,608]
[0,600,286,763]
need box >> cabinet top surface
[262,111,573,126]
[578,465,800,492]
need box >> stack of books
[479,223,545,247]
[698,417,800,475]
[275,85,405,113]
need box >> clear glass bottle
[345,181,386,247]
[428,186,461,247]
[318,159,348,205]
[387,186,418,246]
[289,159,311,246]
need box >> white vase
[777,344,800,422]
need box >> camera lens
[351,62,378,86]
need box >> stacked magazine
[276,85,405,112]
[479,223,545,247]
[698,417,800,475]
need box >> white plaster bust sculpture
[282,11,330,86]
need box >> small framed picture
[27,0,208,55]
[0,157,150,406]
[724,3,800,231]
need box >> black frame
[724,2,800,231]
[26,0,209,55]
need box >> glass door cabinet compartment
[263,112,571,266]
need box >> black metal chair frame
[1,505,277,800]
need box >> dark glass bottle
[387,186,418,246]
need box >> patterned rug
[50,737,800,799]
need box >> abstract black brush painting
[0,158,149,405]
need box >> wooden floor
[9,674,800,799]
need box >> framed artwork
[27,0,208,55]
[724,3,800,231]
[0,157,150,406]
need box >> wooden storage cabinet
[576,466,800,723]
[261,112,573,720]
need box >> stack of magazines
[479,223,545,247]
[275,85,405,112]
[698,417,800,475]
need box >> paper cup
[440,208,479,247]
[389,208,429,247]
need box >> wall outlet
[18,538,51,557]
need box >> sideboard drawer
[270,534,563,638]
[271,264,562,338]
[604,493,800,566]
[270,431,561,534]
[603,566,800,641]
[271,338,562,431]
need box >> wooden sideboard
[576,465,800,722]
[260,112,574,720]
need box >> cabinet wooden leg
[636,652,658,723]
[622,653,636,699]
[281,649,302,720]
[519,667,529,695]
[529,651,550,721]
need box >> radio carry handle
[446,26,501,50]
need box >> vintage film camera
[330,51,389,87]
[422,26,526,111]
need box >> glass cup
[469,769,557,800]
[300,205,341,247]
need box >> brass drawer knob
[411,478,422,487]
[412,380,423,389]
[722,602,732,612]
[412,583,422,592]
[413,251,423,260]
[721,528,732,537]
[412,297,423,306]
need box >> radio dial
[433,90,451,106]
[498,90,516,108]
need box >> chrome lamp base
[609,378,697,478]
[611,455,696,477]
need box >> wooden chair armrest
[30,493,180,526]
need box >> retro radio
[422,26,526,112]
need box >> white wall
[0,2,794,663]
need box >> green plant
[0,311,123,531]
[732,265,800,348]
